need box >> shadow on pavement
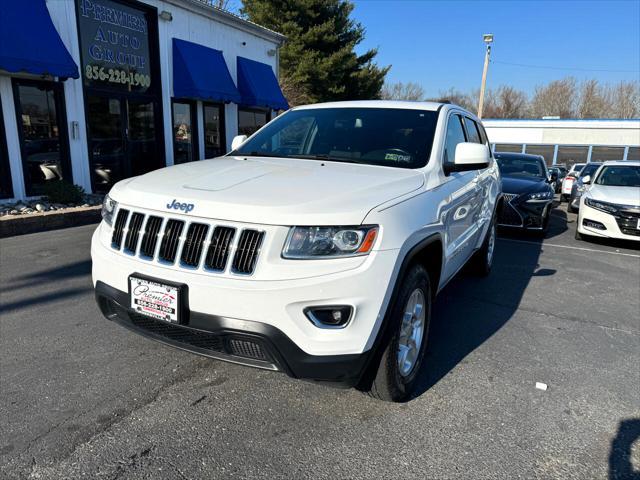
[411,204,567,398]
[609,418,640,480]
[2,260,92,294]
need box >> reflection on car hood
[588,184,640,207]
[110,156,425,225]
[501,175,550,195]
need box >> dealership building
[484,119,640,166]
[0,0,287,202]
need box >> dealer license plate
[130,276,180,323]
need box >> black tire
[575,228,582,240]
[470,214,497,276]
[567,201,576,214]
[367,264,431,402]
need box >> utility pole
[477,33,494,119]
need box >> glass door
[203,103,226,158]
[87,95,126,192]
[172,100,198,164]
[13,79,71,196]
[87,95,164,192]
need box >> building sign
[77,0,153,92]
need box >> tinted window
[628,147,640,161]
[172,101,197,164]
[234,108,439,169]
[494,144,523,153]
[595,165,640,187]
[557,146,589,165]
[444,114,467,164]
[238,109,269,136]
[496,155,545,178]
[524,145,555,166]
[463,117,481,143]
[578,163,601,178]
[591,146,626,162]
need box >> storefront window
[627,147,640,161]
[172,101,197,164]
[493,143,523,153]
[87,96,125,191]
[591,146,625,162]
[13,80,71,196]
[128,100,159,176]
[0,99,13,199]
[238,108,269,136]
[203,103,225,158]
[556,146,589,166]
[524,144,555,166]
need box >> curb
[0,206,101,238]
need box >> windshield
[496,155,545,178]
[579,163,601,178]
[594,165,640,187]
[231,108,439,169]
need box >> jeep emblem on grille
[167,199,195,213]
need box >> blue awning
[237,57,288,111]
[0,0,78,79]
[173,39,241,103]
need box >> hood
[111,156,425,225]
[501,175,550,196]
[588,184,640,207]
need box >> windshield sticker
[385,153,412,163]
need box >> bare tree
[530,77,578,118]
[493,86,528,118]
[610,81,640,119]
[381,81,425,101]
[432,88,475,111]
[578,79,611,118]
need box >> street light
[477,33,493,119]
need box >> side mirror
[447,143,490,173]
[231,135,248,152]
[581,175,591,185]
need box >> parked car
[494,152,555,234]
[548,166,567,193]
[576,161,640,241]
[567,162,603,213]
[561,163,586,201]
[92,101,502,402]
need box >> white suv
[92,101,502,401]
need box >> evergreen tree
[241,0,389,105]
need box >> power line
[492,60,640,74]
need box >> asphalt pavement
[1,204,639,479]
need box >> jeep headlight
[101,194,118,226]
[526,191,554,202]
[282,226,378,259]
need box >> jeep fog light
[305,306,353,328]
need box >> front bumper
[498,197,552,230]
[95,282,370,386]
[577,202,640,241]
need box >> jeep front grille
[158,219,185,263]
[112,209,129,248]
[181,223,209,267]
[110,209,264,275]
[232,229,265,274]
[204,226,235,271]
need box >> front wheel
[366,265,431,402]
[470,214,497,276]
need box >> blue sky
[352,0,640,97]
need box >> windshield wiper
[293,154,365,164]
[236,151,282,158]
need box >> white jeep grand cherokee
[92,101,502,402]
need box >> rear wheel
[367,265,431,402]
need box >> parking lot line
[498,238,640,258]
